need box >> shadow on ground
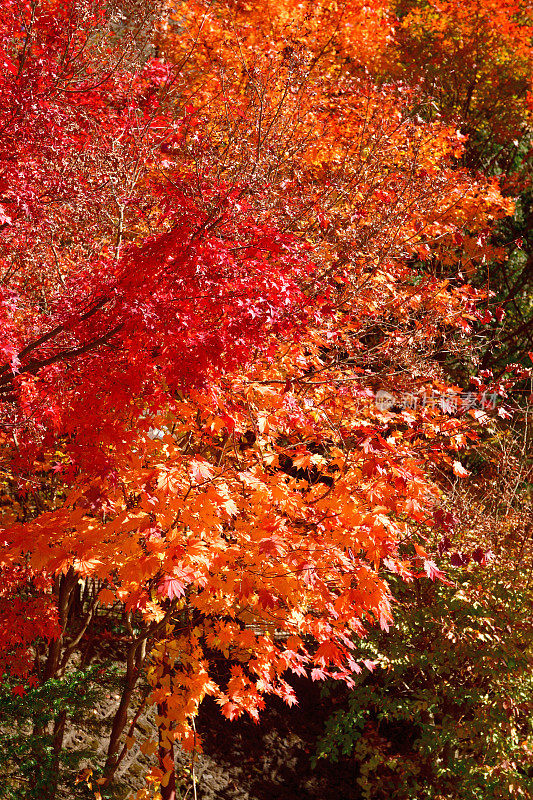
[193,678,360,800]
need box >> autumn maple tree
[390,0,533,158]
[0,1,528,798]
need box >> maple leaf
[220,701,241,721]
[424,560,453,585]
[190,460,215,484]
[97,587,116,605]
[257,590,279,610]
[450,551,470,567]
[157,575,186,601]
[140,740,158,757]
[258,536,285,557]
[222,498,239,516]
[72,557,103,576]
[379,614,391,632]
[292,453,312,469]
[315,640,345,667]
[413,543,429,559]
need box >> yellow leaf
[140,739,158,756]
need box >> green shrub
[315,564,533,800]
[0,667,109,799]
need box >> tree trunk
[158,726,177,800]
[46,709,67,800]
[102,634,145,785]
[157,653,177,800]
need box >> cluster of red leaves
[0,563,58,678]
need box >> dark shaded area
[196,678,360,800]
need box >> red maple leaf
[157,574,186,601]
[424,559,453,585]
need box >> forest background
[0,1,531,799]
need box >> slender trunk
[33,571,77,741]
[157,654,177,800]
[102,610,174,788]
[157,732,177,800]
[103,677,138,780]
[158,725,177,800]
[102,637,144,785]
[46,709,67,800]
[44,569,78,680]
